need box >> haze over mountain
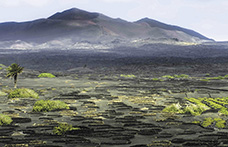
[0,8,214,49]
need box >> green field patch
[38,73,56,78]
[33,100,69,112]
[162,74,189,80]
[8,88,39,99]
[0,114,12,126]
[186,97,228,115]
[53,122,79,136]
[200,75,228,81]
[201,117,226,128]
[120,74,136,78]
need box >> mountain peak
[48,8,99,20]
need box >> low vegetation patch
[163,102,209,116]
[38,73,56,78]
[200,75,228,81]
[162,103,183,113]
[187,97,228,115]
[184,104,209,116]
[33,100,69,112]
[174,74,189,78]
[160,74,190,80]
[0,114,13,126]
[53,122,79,135]
[162,75,175,79]
[201,117,226,128]
[8,88,39,99]
[0,91,7,96]
[120,74,136,78]
[0,64,5,70]
[163,97,228,116]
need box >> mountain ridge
[0,8,214,49]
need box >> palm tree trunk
[14,74,17,88]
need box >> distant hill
[0,8,214,49]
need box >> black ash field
[1,44,228,147]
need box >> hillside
[0,8,213,49]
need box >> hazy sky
[0,0,227,41]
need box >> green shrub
[33,100,69,112]
[38,73,55,78]
[183,104,208,116]
[202,117,214,127]
[0,64,5,66]
[201,75,228,81]
[8,88,39,99]
[0,114,12,125]
[208,76,224,80]
[162,75,175,79]
[205,73,210,77]
[162,103,183,113]
[0,91,7,96]
[187,97,228,115]
[120,74,136,78]
[200,79,210,82]
[201,117,226,128]
[192,120,200,124]
[174,74,189,78]
[0,64,5,70]
[214,118,226,128]
[163,99,210,116]
[53,122,79,135]
[152,78,160,81]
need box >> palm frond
[6,63,24,78]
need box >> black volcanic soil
[1,44,228,146]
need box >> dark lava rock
[109,102,133,110]
[0,127,15,136]
[47,114,62,118]
[23,130,35,135]
[71,116,86,121]
[60,91,80,96]
[157,132,173,138]
[201,108,220,114]
[24,133,60,140]
[130,145,148,147]
[101,139,131,145]
[171,138,186,144]
[183,140,219,147]
[104,109,124,116]
[39,117,54,120]
[178,130,197,135]
[34,145,62,147]
[28,112,45,117]
[0,137,13,144]
[2,110,15,114]
[52,136,91,144]
[69,106,77,111]
[12,117,32,123]
[67,126,94,136]
[138,128,162,135]
[126,122,159,129]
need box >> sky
[0,0,227,41]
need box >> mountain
[0,8,214,49]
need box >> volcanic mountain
[0,8,213,49]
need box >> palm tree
[6,63,24,88]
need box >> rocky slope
[0,8,213,49]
